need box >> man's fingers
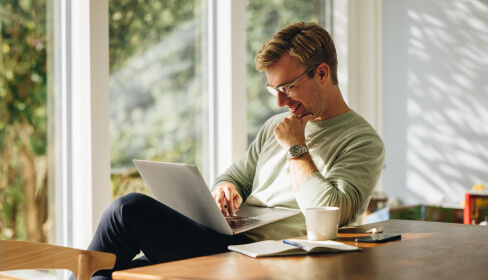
[214,187,234,216]
[222,201,229,216]
[212,184,241,217]
[220,196,230,216]
[213,189,228,216]
[233,195,243,210]
[223,188,235,216]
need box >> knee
[104,193,152,222]
[113,192,151,208]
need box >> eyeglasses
[266,64,319,97]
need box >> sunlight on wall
[383,0,488,205]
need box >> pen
[282,239,303,249]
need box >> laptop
[133,160,300,235]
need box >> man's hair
[255,22,338,85]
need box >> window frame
[54,0,111,249]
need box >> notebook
[133,160,300,235]
[228,240,361,258]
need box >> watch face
[288,145,307,158]
[289,145,302,156]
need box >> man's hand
[212,183,242,217]
[274,114,313,150]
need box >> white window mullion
[214,0,247,178]
[87,0,111,244]
[205,0,216,185]
[69,0,111,249]
[345,0,382,133]
[52,0,71,248]
[333,0,350,103]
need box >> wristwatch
[287,145,309,159]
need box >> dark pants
[69,193,251,280]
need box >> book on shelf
[228,239,361,258]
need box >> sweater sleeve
[294,131,385,226]
[212,116,278,201]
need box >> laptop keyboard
[225,216,263,229]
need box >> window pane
[109,1,207,199]
[0,0,52,243]
[246,1,324,143]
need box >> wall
[382,0,488,205]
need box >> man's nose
[277,92,290,107]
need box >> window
[109,1,208,199]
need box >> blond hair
[255,22,338,85]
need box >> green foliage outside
[108,0,204,199]
[0,0,49,242]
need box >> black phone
[355,233,401,243]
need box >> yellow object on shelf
[473,184,486,191]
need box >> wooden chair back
[0,240,116,280]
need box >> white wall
[382,0,488,205]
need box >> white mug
[304,207,340,241]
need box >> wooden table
[112,220,488,280]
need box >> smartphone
[355,233,401,243]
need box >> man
[77,22,384,280]
[212,22,384,241]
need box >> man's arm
[288,153,318,191]
[293,136,384,226]
[274,113,385,226]
[274,114,317,191]
[210,117,278,217]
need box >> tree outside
[0,0,49,242]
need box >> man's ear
[317,63,330,84]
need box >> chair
[0,240,116,280]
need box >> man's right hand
[212,183,242,217]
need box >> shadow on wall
[383,0,488,205]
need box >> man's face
[265,54,326,121]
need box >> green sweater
[213,110,385,241]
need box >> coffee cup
[304,207,340,241]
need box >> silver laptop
[133,160,299,235]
